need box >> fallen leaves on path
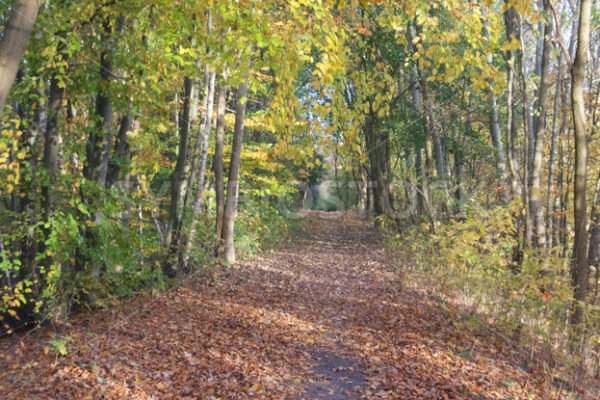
[0,211,585,399]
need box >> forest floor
[0,211,586,399]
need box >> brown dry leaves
[0,211,579,399]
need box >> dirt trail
[0,211,565,399]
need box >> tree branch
[547,0,573,69]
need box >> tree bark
[85,19,114,186]
[194,70,216,208]
[419,76,436,232]
[569,0,592,351]
[419,76,434,181]
[504,2,533,245]
[41,75,64,221]
[0,0,41,116]
[532,18,545,137]
[406,47,428,218]
[505,50,521,198]
[184,69,216,262]
[454,155,465,212]
[218,79,249,264]
[363,109,387,218]
[214,82,228,252]
[485,65,509,202]
[587,175,600,272]
[529,1,551,249]
[557,8,578,256]
[502,3,523,200]
[178,76,200,215]
[163,76,195,276]
[546,44,565,248]
[517,34,534,245]
[404,147,417,217]
[415,146,424,215]
[359,163,368,216]
[106,108,132,188]
[184,68,210,212]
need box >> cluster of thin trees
[329,0,598,372]
[0,0,322,332]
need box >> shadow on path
[298,347,366,400]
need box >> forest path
[2,211,561,399]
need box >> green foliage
[185,212,217,269]
[234,154,298,258]
[46,334,73,356]
[234,204,293,259]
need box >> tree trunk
[482,9,509,202]
[106,108,133,188]
[587,175,600,272]
[163,76,195,276]
[546,50,562,246]
[532,18,545,137]
[178,77,200,215]
[505,49,521,198]
[36,69,64,290]
[557,128,565,252]
[419,78,434,180]
[363,111,387,218]
[517,42,533,245]
[214,82,228,252]
[0,0,41,115]
[41,75,64,222]
[489,91,509,200]
[197,71,217,199]
[185,68,212,210]
[404,147,417,217]
[454,156,465,213]
[415,146,424,215]
[407,48,428,218]
[76,19,116,279]
[558,128,568,256]
[558,11,578,256]
[359,163,368,216]
[184,69,216,262]
[502,3,523,200]
[569,0,592,352]
[422,92,445,179]
[218,79,249,264]
[504,2,533,245]
[85,19,114,186]
[529,1,551,249]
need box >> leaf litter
[0,211,590,399]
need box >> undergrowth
[381,202,600,391]
[234,204,296,259]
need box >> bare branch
[547,0,573,69]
